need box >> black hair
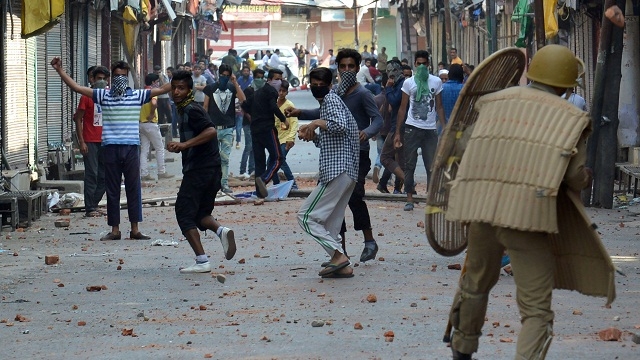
[171,70,193,88]
[401,65,412,71]
[183,62,192,67]
[218,64,232,76]
[144,73,159,86]
[87,66,97,77]
[448,64,464,82]
[281,80,290,91]
[153,65,162,71]
[336,48,361,67]
[309,67,333,85]
[450,47,458,52]
[111,60,130,74]
[268,68,283,80]
[253,68,265,78]
[438,61,446,67]
[92,66,110,78]
[166,66,174,72]
[415,50,430,63]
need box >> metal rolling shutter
[87,7,101,68]
[44,23,64,148]
[61,11,73,145]
[36,33,49,157]
[3,3,30,170]
[26,38,37,165]
[111,16,123,62]
[73,6,87,87]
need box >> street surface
[0,90,638,359]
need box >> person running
[166,70,236,274]
[297,67,359,279]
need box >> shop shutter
[3,3,30,170]
[44,23,64,149]
[111,16,123,62]
[88,7,101,68]
[36,32,49,158]
[26,38,37,165]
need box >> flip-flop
[318,260,350,277]
[84,211,102,218]
[321,272,354,279]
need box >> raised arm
[50,57,93,98]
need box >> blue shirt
[237,75,253,91]
[441,80,464,122]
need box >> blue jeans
[217,127,234,188]
[83,142,105,212]
[240,124,254,174]
[375,135,385,168]
[270,143,296,185]
[235,115,243,143]
[170,100,179,138]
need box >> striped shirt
[93,88,151,145]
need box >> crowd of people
[51,41,609,360]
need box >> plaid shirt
[313,91,359,185]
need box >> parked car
[212,45,299,76]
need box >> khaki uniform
[446,84,616,359]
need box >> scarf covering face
[386,62,404,83]
[336,70,357,96]
[414,64,430,102]
[176,90,195,112]
[310,85,331,100]
[268,79,282,92]
[112,75,129,96]
[93,79,107,89]
[252,78,266,90]
[218,75,230,90]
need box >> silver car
[213,45,299,75]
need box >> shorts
[175,167,221,232]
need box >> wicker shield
[426,48,526,256]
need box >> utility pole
[443,0,452,63]
[354,0,360,50]
[585,0,626,208]
[372,0,378,48]
[403,0,412,53]
[487,0,497,54]
[533,0,546,50]
[423,0,432,55]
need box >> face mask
[268,79,282,92]
[386,64,403,81]
[311,85,331,99]
[218,75,230,90]
[253,78,266,90]
[93,79,107,89]
[112,75,128,95]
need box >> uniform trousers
[449,222,555,359]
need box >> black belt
[215,125,234,130]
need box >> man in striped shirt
[50,58,171,241]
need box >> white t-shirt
[268,53,282,68]
[309,45,319,60]
[356,66,374,85]
[401,75,443,130]
[562,92,587,111]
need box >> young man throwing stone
[167,71,236,273]
[297,68,359,279]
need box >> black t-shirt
[249,84,286,134]
[203,83,237,127]
[178,103,221,173]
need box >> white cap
[438,69,449,76]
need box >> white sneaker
[180,261,211,274]
[239,173,250,180]
[219,227,236,260]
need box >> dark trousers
[175,167,221,232]
[157,98,172,125]
[103,145,142,226]
[403,125,438,193]
[270,143,295,184]
[341,150,372,234]
[252,128,283,193]
[83,142,105,212]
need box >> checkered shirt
[313,91,359,185]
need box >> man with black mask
[203,64,245,194]
[287,48,383,264]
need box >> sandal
[84,211,102,218]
